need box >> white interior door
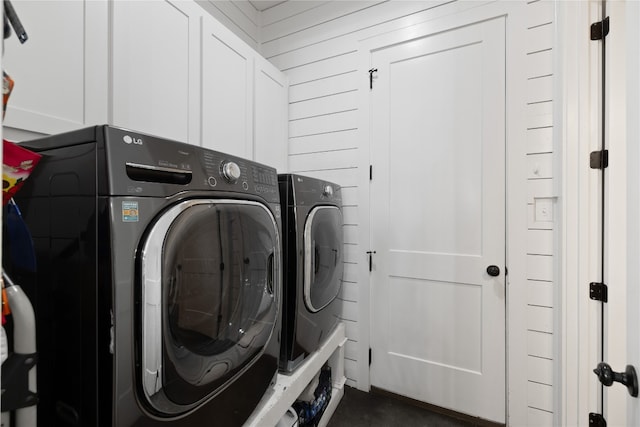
[369,17,506,423]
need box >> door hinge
[590,17,610,41]
[369,165,373,180]
[590,282,608,303]
[369,68,378,89]
[366,251,376,272]
[590,150,609,169]
[589,413,607,427]
[369,348,372,366]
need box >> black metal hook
[368,68,377,90]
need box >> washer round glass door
[303,206,343,312]
[139,199,279,416]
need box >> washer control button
[221,161,241,182]
[208,176,217,187]
[242,181,249,190]
[323,185,333,197]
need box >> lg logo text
[123,135,143,145]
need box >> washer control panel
[101,125,278,202]
[199,148,278,202]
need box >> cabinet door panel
[201,18,253,158]
[3,1,90,134]
[112,0,196,143]
[254,57,288,172]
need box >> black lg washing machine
[278,174,343,373]
[4,125,282,426]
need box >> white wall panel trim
[289,70,356,87]
[526,47,552,55]
[280,50,357,72]
[262,1,385,43]
[261,1,329,27]
[529,406,553,414]
[528,74,553,81]
[289,88,356,99]
[528,21,553,30]
[290,108,357,122]
[289,147,356,157]
[528,98,552,105]
[289,128,358,139]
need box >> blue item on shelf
[293,365,332,427]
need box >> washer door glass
[139,199,279,416]
[303,206,343,312]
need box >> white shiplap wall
[205,0,559,420]
[195,0,262,49]
[260,0,468,391]
[525,1,556,424]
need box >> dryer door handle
[267,252,275,295]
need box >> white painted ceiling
[248,0,287,11]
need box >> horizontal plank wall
[209,1,559,417]
[196,0,262,49]
[259,0,470,390]
[525,0,556,424]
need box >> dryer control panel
[280,173,342,207]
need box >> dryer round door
[138,199,280,416]
[303,206,344,312]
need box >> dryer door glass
[139,199,279,415]
[303,206,343,312]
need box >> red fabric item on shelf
[2,139,41,205]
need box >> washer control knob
[323,185,333,197]
[221,161,241,182]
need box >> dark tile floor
[325,387,486,427]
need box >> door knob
[593,362,639,397]
[486,265,500,277]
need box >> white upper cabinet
[2,0,288,170]
[254,56,288,172]
[200,16,254,158]
[111,0,201,144]
[3,1,108,135]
